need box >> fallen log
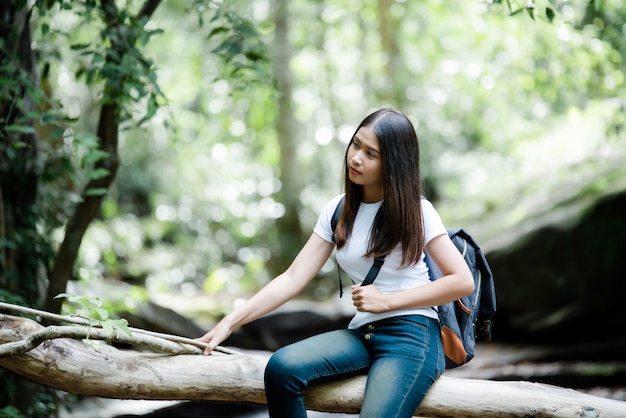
[2,313,626,417]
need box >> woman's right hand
[196,319,233,355]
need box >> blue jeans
[264,314,444,418]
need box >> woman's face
[347,125,383,202]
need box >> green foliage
[0,406,24,418]
[62,3,165,125]
[0,63,62,405]
[55,293,132,337]
[489,0,560,21]
[205,7,271,85]
[0,289,27,306]
[0,369,57,418]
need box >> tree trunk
[44,104,120,314]
[377,0,403,104]
[2,313,625,418]
[0,1,44,306]
[269,0,305,275]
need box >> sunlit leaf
[95,307,109,321]
[110,318,132,336]
[86,168,110,180]
[82,150,109,166]
[101,320,114,336]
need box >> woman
[198,108,474,417]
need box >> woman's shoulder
[420,197,442,221]
[326,193,346,210]
[420,196,436,211]
[313,193,346,242]
[318,193,346,220]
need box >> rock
[486,190,626,345]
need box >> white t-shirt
[314,194,447,329]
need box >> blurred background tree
[1,0,625,415]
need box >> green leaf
[94,307,109,321]
[91,53,105,65]
[5,125,35,134]
[70,43,91,51]
[86,168,110,180]
[0,239,18,250]
[76,300,91,313]
[110,319,132,336]
[546,7,555,22]
[0,405,24,418]
[245,50,264,62]
[101,320,114,336]
[208,26,229,38]
[144,93,159,121]
[39,109,65,125]
[85,187,109,196]
[594,0,601,11]
[82,149,109,166]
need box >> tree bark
[2,313,625,418]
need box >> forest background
[1,0,625,416]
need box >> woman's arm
[198,233,335,354]
[351,234,474,313]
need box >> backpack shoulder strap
[331,196,345,296]
[330,195,386,290]
[331,196,345,243]
[361,256,386,286]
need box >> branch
[0,301,238,355]
[0,325,202,357]
[138,0,162,19]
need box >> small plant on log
[54,293,132,339]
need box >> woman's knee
[265,349,289,378]
[264,347,312,398]
[264,345,307,383]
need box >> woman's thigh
[265,328,372,388]
[359,315,444,418]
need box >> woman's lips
[349,167,360,175]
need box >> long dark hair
[335,108,425,268]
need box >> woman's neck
[362,188,383,203]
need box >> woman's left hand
[351,284,390,313]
